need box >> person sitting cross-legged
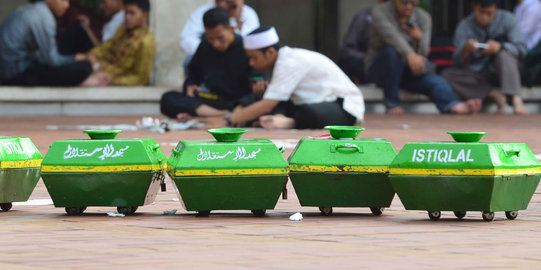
[0,0,107,86]
[161,8,265,122]
[87,0,155,86]
[230,27,365,130]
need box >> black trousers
[4,61,93,87]
[160,90,261,118]
[58,24,94,55]
[161,91,356,129]
[274,99,357,129]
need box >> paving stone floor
[0,114,540,269]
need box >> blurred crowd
[0,0,539,129]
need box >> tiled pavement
[0,114,540,269]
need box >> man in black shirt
[161,7,264,121]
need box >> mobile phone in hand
[474,42,489,49]
[251,76,265,85]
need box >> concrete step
[0,86,171,116]
[0,86,170,102]
[0,85,540,115]
[361,84,541,102]
[360,84,541,114]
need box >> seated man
[515,0,541,85]
[88,0,155,86]
[161,8,264,121]
[366,0,481,115]
[338,0,385,84]
[525,41,541,86]
[0,0,106,87]
[100,0,126,43]
[58,0,125,54]
[514,0,541,52]
[78,0,127,48]
[230,27,365,130]
[180,0,260,57]
[442,0,528,115]
[56,1,105,54]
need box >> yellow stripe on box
[1,159,42,169]
[172,168,289,177]
[390,167,541,176]
[41,164,164,173]
[289,164,389,173]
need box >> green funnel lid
[447,132,487,143]
[208,128,247,142]
[83,130,123,140]
[324,126,365,139]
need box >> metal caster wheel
[117,206,138,215]
[251,209,266,217]
[65,207,85,216]
[0,203,13,212]
[505,211,518,220]
[482,211,495,222]
[428,211,441,221]
[196,210,211,217]
[370,207,385,216]
[454,211,467,219]
[319,207,333,216]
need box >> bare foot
[466,99,482,114]
[449,102,470,114]
[80,71,111,87]
[259,114,296,130]
[386,107,405,115]
[450,99,482,114]
[97,72,112,85]
[489,91,506,114]
[176,113,193,122]
[512,96,529,116]
[252,120,262,128]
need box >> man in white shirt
[514,0,541,51]
[101,0,125,42]
[180,0,260,56]
[517,0,541,86]
[77,0,124,47]
[230,27,365,130]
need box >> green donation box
[167,129,289,217]
[288,126,397,216]
[41,130,166,215]
[390,132,541,222]
[0,137,42,212]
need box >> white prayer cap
[243,27,280,50]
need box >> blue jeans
[367,47,461,113]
